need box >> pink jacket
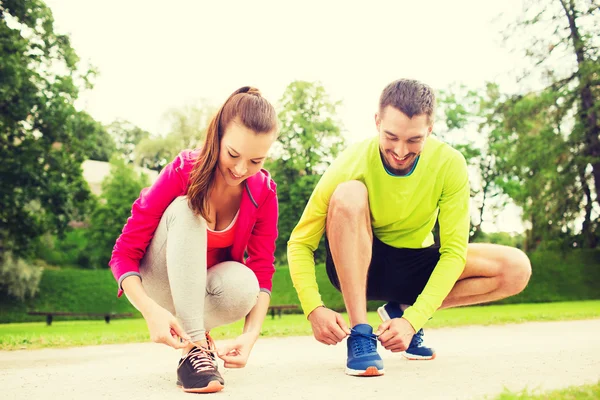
[109,149,279,297]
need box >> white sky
[45,0,529,232]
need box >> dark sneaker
[176,334,224,393]
[377,302,436,360]
[345,324,384,376]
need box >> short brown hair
[379,79,436,123]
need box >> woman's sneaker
[176,333,224,393]
[377,302,436,360]
[346,324,384,376]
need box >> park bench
[27,311,133,326]
[268,304,298,319]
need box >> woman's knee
[207,261,259,308]
[163,196,205,230]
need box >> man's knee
[502,248,532,296]
[329,180,369,218]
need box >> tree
[80,111,115,162]
[135,102,215,171]
[0,253,43,300]
[86,157,150,268]
[0,0,101,260]
[436,84,506,241]
[106,119,149,163]
[495,0,600,249]
[267,81,346,261]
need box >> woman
[109,86,279,393]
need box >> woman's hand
[216,332,259,368]
[142,302,191,349]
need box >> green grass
[492,381,600,399]
[1,300,599,351]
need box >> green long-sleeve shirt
[287,135,470,331]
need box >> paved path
[1,319,599,400]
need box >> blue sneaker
[377,302,436,360]
[346,324,384,376]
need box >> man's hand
[376,317,416,352]
[307,306,351,345]
[217,332,258,368]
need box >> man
[287,79,531,377]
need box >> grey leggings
[139,197,259,342]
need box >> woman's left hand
[216,332,258,368]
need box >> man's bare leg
[326,181,373,327]
[441,243,532,309]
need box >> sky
[44,0,529,232]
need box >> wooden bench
[27,311,133,326]
[268,305,298,319]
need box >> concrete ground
[1,319,599,400]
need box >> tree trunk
[560,0,600,210]
[579,169,597,248]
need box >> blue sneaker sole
[345,366,385,376]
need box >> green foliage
[106,119,150,163]
[34,230,90,268]
[471,231,525,249]
[135,102,215,171]
[0,268,138,324]
[498,249,600,304]
[0,1,102,259]
[80,113,115,162]
[267,81,345,260]
[493,0,600,249]
[437,84,505,240]
[1,250,599,323]
[0,253,43,300]
[85,158,150,269]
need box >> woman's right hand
[142,302,191,349]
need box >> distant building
[81,160,159,196]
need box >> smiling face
[376,105,433,176]
[217,118,277,186]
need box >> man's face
[376,106,433,175]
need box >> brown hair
[379,79,436,124]
[187,86,278,221]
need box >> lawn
[1,300,599,351]
[493,381,600,399]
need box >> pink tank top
[206,211,238,268]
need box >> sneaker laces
[350,328,378,356]
[410,329,424,347]
[178,332,218,372]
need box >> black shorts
[325,235,441,305]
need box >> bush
[34,230,91,268]
[498,249,600,304]
[1,249,598,324]
[0,253,43,300]
[86,158,150,269]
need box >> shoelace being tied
[350,328,378,356]
[178,332,218,372]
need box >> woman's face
[217,118,277,186]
